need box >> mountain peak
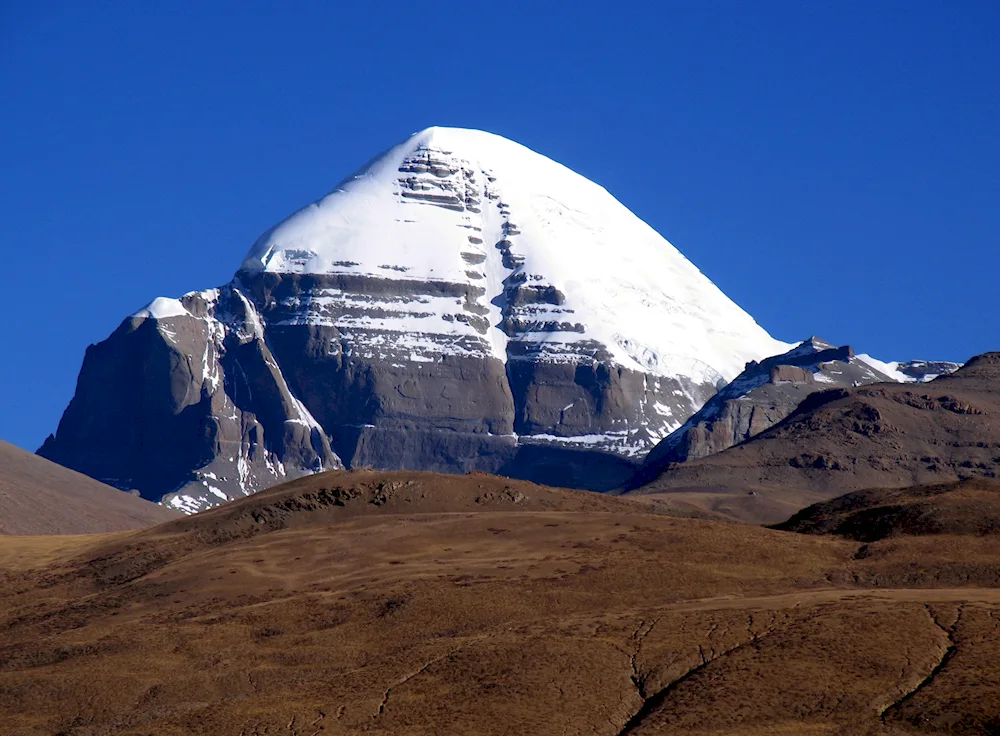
[239,127,788,382]
[409,125,522,147]
[42,127,792,512]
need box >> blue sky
[2,1,997,451]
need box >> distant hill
[0,440,176,534]
[629,337,959,488]
[628,352,1000,523]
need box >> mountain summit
[240,127,786,379]
[40,127,788,511]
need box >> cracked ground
[1,470,999,735]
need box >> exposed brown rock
[768,364,814,383]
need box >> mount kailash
[38,127,952,513]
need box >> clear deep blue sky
[2,1,997,451]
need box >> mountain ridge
[629,337,961,488]
[629,351,1000,523]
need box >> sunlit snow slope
[243,127,788,383]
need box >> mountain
[3,468,999,734]
[628,337,961,487]
[38,127,788,512]
[628,352,1000,523]
[0,439,176,534]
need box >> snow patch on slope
[134,296,189,320]
[856,354,922,383]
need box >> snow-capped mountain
[39,127,789,511]
[629,337,962,488]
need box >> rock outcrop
[40,288,340,513]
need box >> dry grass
[1,470,998,734]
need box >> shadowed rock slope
[1,469,999,734]
[0,439,177,535]
[629,352,1000,524]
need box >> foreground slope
[1,470,998,734]
[39,126,789,510]
[0,439,176,535]
[630,352,1000,524]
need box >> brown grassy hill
[0,439,177,534]
[629,352,1000,524]
[774,477,1000,541]
[2,469,999,734]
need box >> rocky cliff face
[629,337,961,488]
[39,127,789,511]
[39,288,340,512]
